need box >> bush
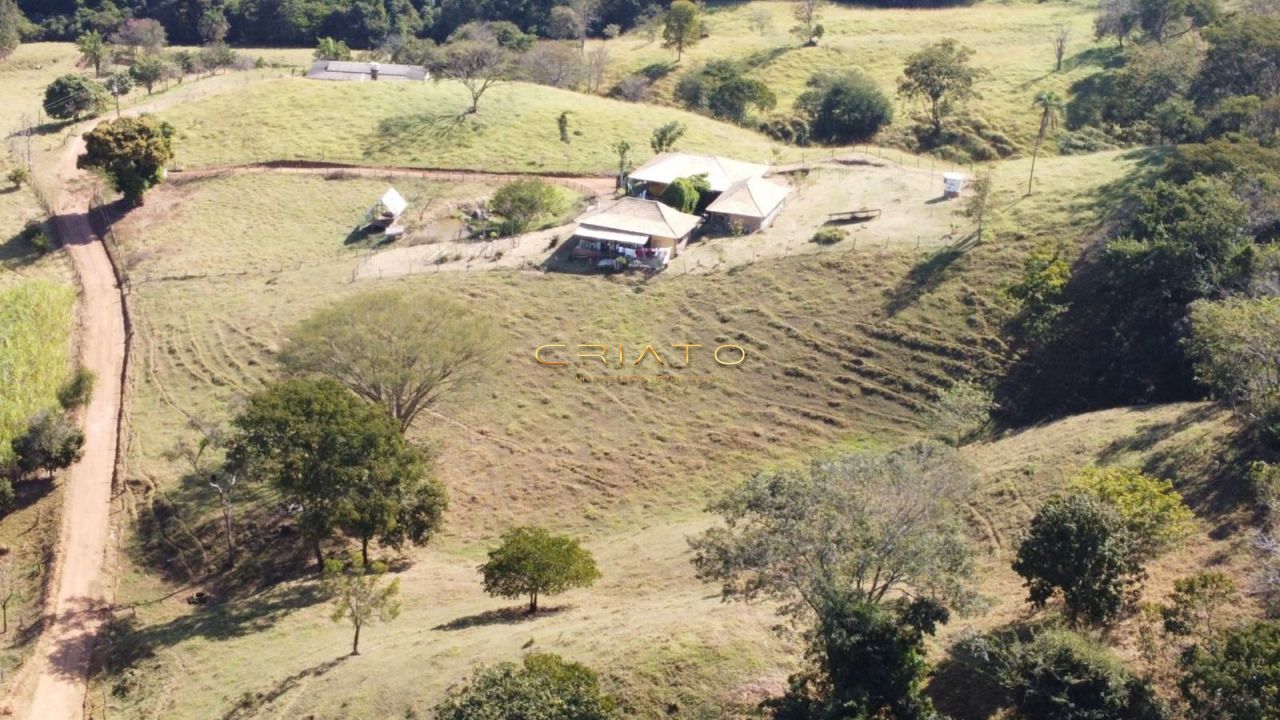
[489,180,566,236]
[12,410,84,479]
[966,629,1168,720]
[1012,493,1143,625]
[1179,621,1280,720]
[759,114,812,146]
[795,70,893,144]
[6,166,28,189]
[812,227,846,245]
[1068,466,1195,558]
[608,75,651,102]
[660,174,709,214]
[57,368,96,411]
[434,653,616,720]
[675,59,776,124]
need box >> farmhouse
[705,176,791,233]
[306,60,429,82]
[570,197,702,269]
[629,152,769,196]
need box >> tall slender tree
[76,30,109,76]
[1027,90,1063,195]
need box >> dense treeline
[17,0,980,49]
[17,0,659,46]
[996,0,1280,428]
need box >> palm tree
[1027,90,1062,195]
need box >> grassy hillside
[597,0,1106,150]
[91,143,1147,718]
[157,77,801,173]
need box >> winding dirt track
[11,135,127,719]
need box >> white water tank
[942,172,966,198]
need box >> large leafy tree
[480,526,601,613]
[489,179,566,235]
[228,377,446,571]
[1193,17,1280,107]
[897,38,986,136]
[77,115,175,206]
[1012,493,1143,626]
[279,290,498,434]
[795,69,893,144]
[692,441,977,617]
[43,74,108,120]
[434,653,617,720]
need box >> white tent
[379,187,408,217]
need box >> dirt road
[9,134,127,720]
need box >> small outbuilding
[706,176,791,233]
[942,172,967,199]
[367,187,408,237]
[306,60,429,82]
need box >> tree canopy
[479,526,601,613]
[898,38,985,135]
[434,653,617,720]
[77,115,175,206]
[279,290,498,434]
[795,69,893,144]
[228,377,446,570]
[43,74,108,120]
[691,441,977,619]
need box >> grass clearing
[157,77,799,173]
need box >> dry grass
[95,146,1151,718]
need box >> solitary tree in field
[662,0,702,61]
[75,30,109,76]
[792,0,824,46]
[442,38,511,113]
[1027,90,1062,195]
[77,115,175,206]
[279,290,498,434]
[611,139,632,181]
[650,120,686,153]
[322,555,401,656]
[43,74,109,120]
[965,168,994,242]
[480,526,601,613]
[898,39,986,136]
[1052,24,1071,71]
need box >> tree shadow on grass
[883,239,975,316]
[105,582,328,675]
[362,111,471,159]
[220,655,350,720]
[0,219,53,272]
[433,604,571,631]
